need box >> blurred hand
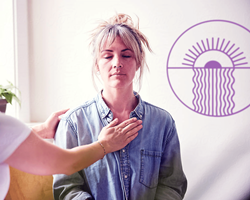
[32,108,69,139]
[98,118,143,154]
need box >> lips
[111,72,125,76]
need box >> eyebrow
[121,48,132,52]
[101,48,132,53]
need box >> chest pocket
[139,149,162,188]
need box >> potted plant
[0,81,21,113]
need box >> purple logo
[167,20,250,117]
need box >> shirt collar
[132,92,143,120]
[96,91,111,119]
[95,90,144,120]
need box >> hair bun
[109,13,135,28]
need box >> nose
[112,55,122,69]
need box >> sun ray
[223,41,230,52]
[197,42,204,53]
[216,38,220,50]
[232,52,243,59]
[189,49,198,57]
[206,38,210,50]
[182,63,193,66]
[193,45,201,55]
[186,53,196,60]
[226,44,235,54]
[219,39,225,51]
[229,47,239,56]
[184,58,194,63]
[233,57,246,62]
[201,40,206,51]
[234,62,248,66]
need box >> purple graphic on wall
[167,20,250,117]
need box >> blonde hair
[89,13,152,91]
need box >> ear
[136,60,141,71]
[95,63,100,73]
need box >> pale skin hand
[32,108,69,139]
[98,117,143,154]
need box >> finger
[106,118,119,128]
[125,132,138,144]
[125,124,143,137]
[118,117,137,129]
[122,120,142,133]
[55,109,70,120]
[55,108,70,116]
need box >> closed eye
[104,56,112,59]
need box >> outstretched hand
[32,108,69,139]
[98,118,143,154]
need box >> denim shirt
[53,92,187,200]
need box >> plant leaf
[0,81,21,107]
[12,94,21,107]
[3,93,13,104]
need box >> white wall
[0,0,30,122]
[27,0,250,199]
[0,1,16,117]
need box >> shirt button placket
[120,146,130,200]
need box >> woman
[53,13,187,200]
[0,110,142,200]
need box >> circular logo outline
[166,19,250,117]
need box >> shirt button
[122,149,125,153]
[124,175,128,179]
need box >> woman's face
[97,36,138,90]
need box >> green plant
[0,81,21,106]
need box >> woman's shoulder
[61,97,98,120]
[142,100,174,120]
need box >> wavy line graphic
[192,68,235,116]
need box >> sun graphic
[182,38,248,69]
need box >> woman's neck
[102,87,138,123]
